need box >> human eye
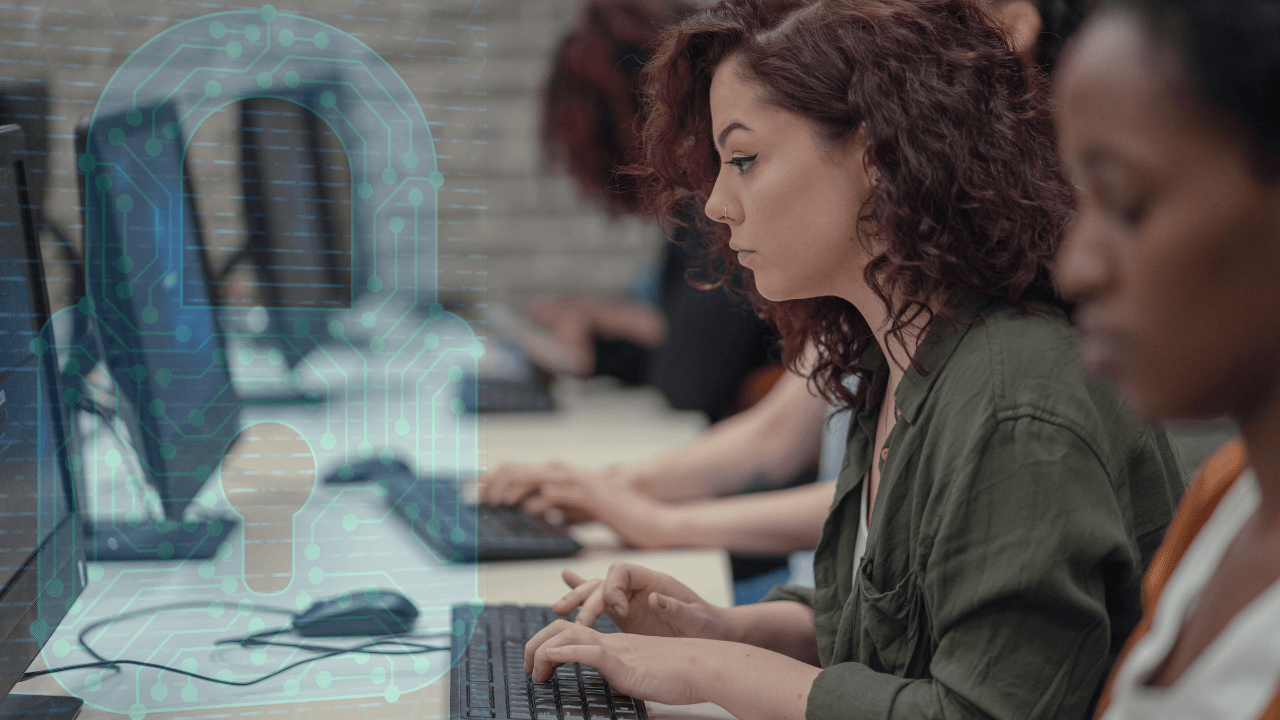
[725,153,757,174]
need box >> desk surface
[22,379,734,720]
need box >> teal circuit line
[367,177,433,316]
[290,63,416,157]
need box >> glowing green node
[338,464,354,480]
[115,255,133,272]
[162,122,179,140]
[128,702,145,720]
[115,283,131,303]
[86,563,104,582]
[116,194,134,213]
[247,617,265,634]
[130,364,147,382]
[304,543,320,561]
[226,40,242,59]
[107,127,125,146]
[425,518,441,535]
[238,347,255,366]
[140,305,159,324]
[157,541,174,559]
[209,20,226,39]
[395,418,410,436]
[181,516,198,532]
[245,24,261,42]
[145,138,162,156]
[63,358,80,376]
[148,399,165,417]
[267,347,284,366]
[358,181,373,199]
[469,341,484,359]
[450,526,466,544]
[204,80,222,98]
[284,70,301,89]
[403,502,419,520]
[313,31,329,49]
[452,619,466,637]
[371,667,386,684]
[450,398,465,415]
[283,678,300,697]
[84,674,102,693]
[65,454,83,473]
[283,370,299,388]
[68,598,84,615]
[256,71,272,89]
[447,365,463,383]
[316,670,332,688]
[295,591,312,610]
[382,167,397,186]
[414,655,430,674]
[181,685,197,702]
[328,319,344,338]
[260,4,277,22]
[150,682,168,701]
[408,188,424,207]
[251,648,267,666]
[198,561,214,579]
[320,90,336,108]
[179,658,198,675]
[361,311,377,328]
[30,337,47,357]
[104,449,122,468]
[221,576,237,594]
[208,600,225,618]
[428,302,444,320]
[367,275,382,292]
[385,685,401,703]
[93,174,112,194]
[216,669,233,682]
[238,598,255,615]
[52,639,71,658]
[62,388,80,407]
[429,171,444,189]
[199,490,217,508]
[217,540,233,559]
[423,333,439,350]
[77,153,95,172]
[321,432,337,450]
[388,215,404,234]
[189,410,205,427]
[292,318,310,336]
[205,516,221,535]
[279,28,295,46]
[156,367,173,386]
[342,513,358,531]
[47,579,64,597]
[358,441,373,459]
[369,337,385,354]
[308,566,324,584]
[124,108,143,126]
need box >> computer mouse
[292,589,419,637]
[323,457,414,484]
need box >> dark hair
[1027,0,1105,71]
[540,0,695,216]
[1103,0,1280,181]
[634,0,1074,411]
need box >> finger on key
[523,618,574,675]
[531,625,598,683]
[575,581,610,628]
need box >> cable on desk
[19,601,450,687]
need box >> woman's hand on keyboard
[524,620,702,705]
[555,564,733,641]
[477,461,618,523]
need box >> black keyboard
[376,463,582,562]
[450,604,648,720]
[463,375,557,413]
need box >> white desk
[22,377,735,720]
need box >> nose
[705,178,731,225]
[1054,209,1116,302]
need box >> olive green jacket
[763,300,1185,720]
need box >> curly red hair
[633,0,1075,410]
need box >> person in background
[1054,1,1280,715]
[481,0,1103,600]
[521,2,1186,719]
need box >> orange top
[1095,436,1280,719]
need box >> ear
[993,1,1044,58]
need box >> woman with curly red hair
[520,1,1186,718]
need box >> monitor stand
[84,516,238,561]
[0,695,83,720]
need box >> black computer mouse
[322,457,414,484]
[292,589,419,637]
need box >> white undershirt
[1102,470,1280,720]
[852,472,869,583]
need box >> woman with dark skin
[1055,1,1280,714]
[517,1,1185,719]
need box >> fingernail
[656,595,669,610]
[612,603,626,617]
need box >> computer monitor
[77,102,242,553]
[0,124,86,720]
[234,94,353,366]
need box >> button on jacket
[764,299,1186,720]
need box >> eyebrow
[716,121,750,150]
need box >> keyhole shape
[220,422,316,593]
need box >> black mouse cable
[19,601,448,686]
[215,628,451,655]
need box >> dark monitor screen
[80,103,241,520]
[0,124,83,699]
